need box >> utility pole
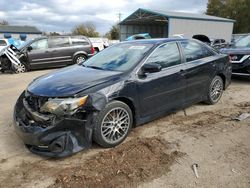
[116,13,123,41]
[117,13,123,23]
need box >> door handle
[179,69,187,76]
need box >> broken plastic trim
[2,45,22,68]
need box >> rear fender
[72,51,88,60]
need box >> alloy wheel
[76,56,86,64]
[101,107,130,144]
[14,63,26,73]
[210,78,223,102]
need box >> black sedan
[14,38,232,157]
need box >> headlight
[40,96,88,115]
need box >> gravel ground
[0,70,249,188]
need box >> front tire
[93,101,133,148]
[205,76,224,104]
[12,63,28,74]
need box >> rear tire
[94,48,99,53]
[73,54,87,64]
[93,101,133,148]
[205,76,224,105]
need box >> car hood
[27,65,123,97]
[220,47,250,55]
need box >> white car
[89,38,105,53]
[0,39,8,51]
[0,38,22,51]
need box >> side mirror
[27,46,33,51]
[141,63,162,74]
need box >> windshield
[17,39,33,50]
[83,42,154,72]
[235,35,250,47]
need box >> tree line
[0,19,119,40]
[71,22,119,40]
[206,0,250,33]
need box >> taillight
[91,46,95,54]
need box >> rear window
[49,37,70,48]
[71,38,89,46]
[0,40,7,46]
[180,41,214,62]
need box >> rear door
[70,36,92,59]
[48,37,72,66]
[179,40,217,104]
[137,42,187,117]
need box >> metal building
[0,25,42,40]
[119,8,235,42]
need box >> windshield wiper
[85,65,105,70]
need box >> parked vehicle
[231,33,250,44]
[14,38,231,157]
[0,38,21,51]
[0,39,7,51]
[210,38,229,49]
[102,38,110,48]
[0,36,94,73]
[220,35,250,76]
[126,33,151,40]
[193,35,228,50]
[89,38,105,52]
[192,34,211,45]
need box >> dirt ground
[0,69,249,188]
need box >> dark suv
[0,36,94,73]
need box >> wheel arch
[112,97,137,126]
[72,51,88,60]
[217,73,226,90]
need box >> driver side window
[146,42,181,69]
[30,39,48,50]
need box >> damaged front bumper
[0,45,22,70]
[13,92,94,157]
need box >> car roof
[120,38,189,45]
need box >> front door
[27,38,52,69]
[137,42,187,117]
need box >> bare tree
[72,21,99,37]
[0,20,9,25]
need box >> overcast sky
[0,0,208,35]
